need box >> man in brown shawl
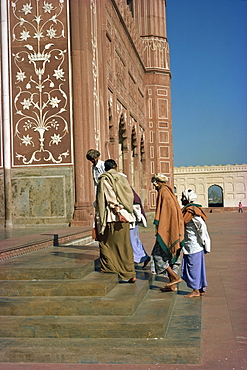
[150,173,184,291]
[96,159,136,283]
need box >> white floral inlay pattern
[11,0,71,165]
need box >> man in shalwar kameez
[96,159,136,283]
[181,189,211,298]
[150,173,184,292]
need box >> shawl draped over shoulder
[154,184,184,262]
[97,169,134,232]
[182,204,207,225]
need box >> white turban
[182,189,197,203]
[151,173,169,184]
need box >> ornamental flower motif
[21,134,33,146]
[49,96,61,108]
[21,3,33,15]
[50,119,59,130]
[53,67,65,80]
[20,30,31,41]
[43,2,55,13]
[33,31,44,39]
[16,71,26,82]
[47,26,57,39]
[20,98,32,110]
[50,133,62,145]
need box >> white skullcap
[182,189,197,203]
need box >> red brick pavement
[0,212,246,370]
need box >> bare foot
[199,288,206,296]
[184,290,200,298]
[166,278,182,287]
[160,285,177,292]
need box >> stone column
[70,0,97,226]
[134,0,174,210]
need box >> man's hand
[118,213,128,223]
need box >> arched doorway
[208,185,224,207]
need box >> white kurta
[92,159,105,188]
[183,216,211,255]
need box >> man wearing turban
[151,173,184,291]
[181,189,211,297]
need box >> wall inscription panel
[9,0,72,167]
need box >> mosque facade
[0,0,172,227]
[174,164,247,210]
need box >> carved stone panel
[143,37,170,70]
[9,0,72,167]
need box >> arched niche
[118,113,127,173]
[131,125,138,187]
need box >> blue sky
[166,0,247,167]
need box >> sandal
[160,286,177,292]
[128,277,137,283]
[142,256,151,269]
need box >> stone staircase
[0,243,202,364]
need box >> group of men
[86,149,211,297]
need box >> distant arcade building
[174,164,247,210]
[0,0,173,227]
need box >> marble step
[0,282,201,364]
[0,271,119,297]
[0,273,151,316]
[0,337,201,364]
[0,279,175,339]
[0,258,97,280]
[0,244,100,281]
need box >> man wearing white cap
[181,189,211,298]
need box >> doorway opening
[208,185,224,207]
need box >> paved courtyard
[0,212,246,369]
